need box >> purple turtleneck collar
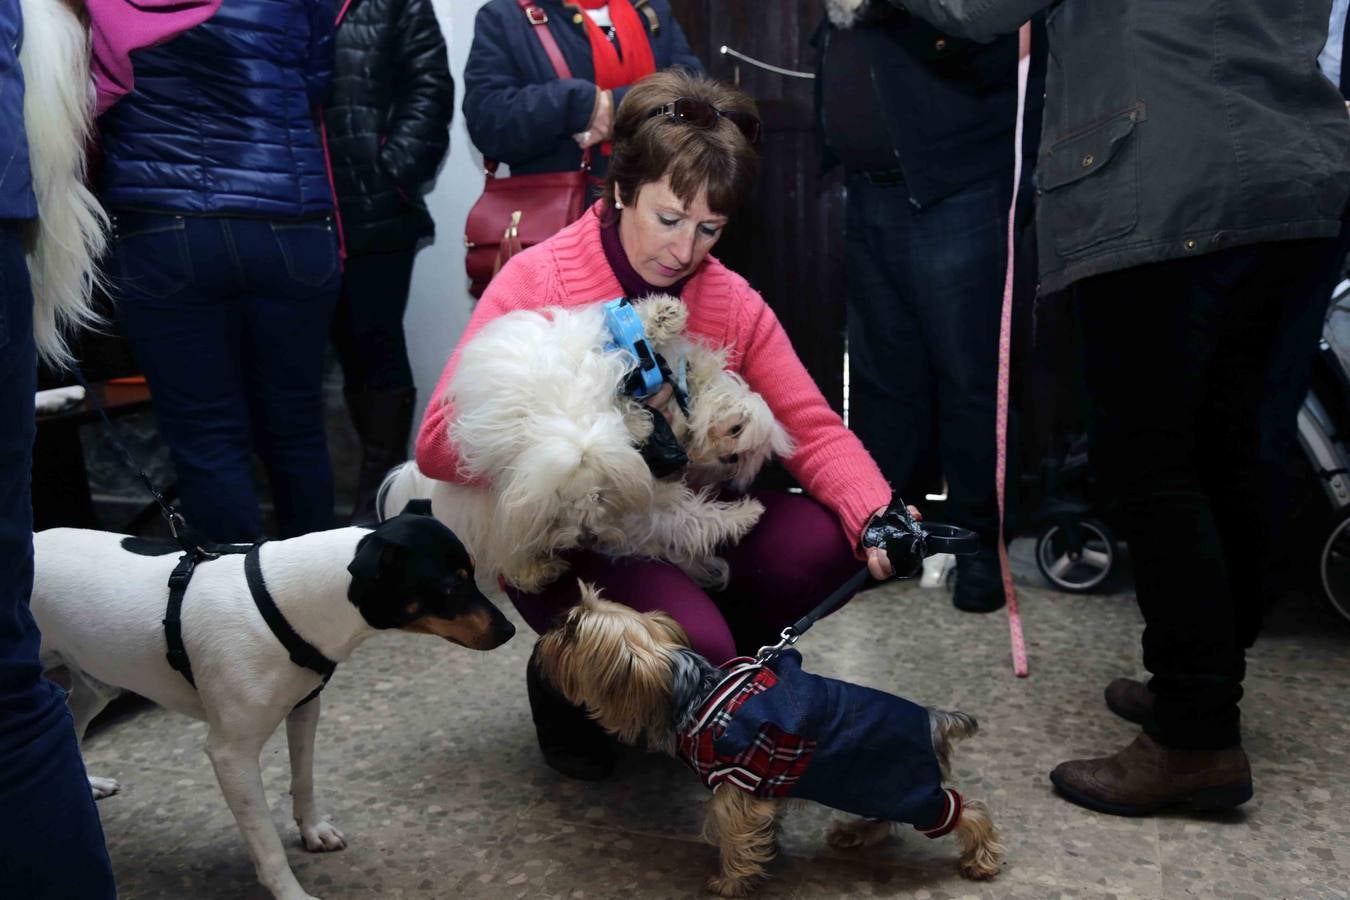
[600,209,692,299]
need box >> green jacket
[894,0,1350,292]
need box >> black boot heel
[526,648,617,781]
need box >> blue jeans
[0,221,116,897]
[110,212,340,542]
[844,172,1011,536]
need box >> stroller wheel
[1319,513,1350,624]
[1036,519,1116,593]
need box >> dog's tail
[377,461,434,523]
[928,709,978,780]
[18,0,108,370]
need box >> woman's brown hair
[604,69,760,217]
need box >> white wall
[406,0,490,434]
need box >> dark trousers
[110,212,340,543]
[508,492,862,665]
[0,221,116,898]
[845,171,1011,535]
[331,248,416,393]
[1075,238,1343,750]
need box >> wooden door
[669,0,847,412]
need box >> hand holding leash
[759,494,980,661]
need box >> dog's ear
[402,498,434,517]
[647,609,692,649]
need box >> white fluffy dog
[382,296,792,592]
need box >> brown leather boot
[1050,733,1252,816]
[1104,677,1155,725]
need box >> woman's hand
[643,382,676,424]
[574,87,614,149]
[863,503,922,581]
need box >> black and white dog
[31,508,515,900]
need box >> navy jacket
[0,0,37,221]
[97,0,336,219]
[678,651,952,828]
[814,6,1017,208]
[463,0,701,179]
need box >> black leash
[68,369,201,554]
[756,512,980,662]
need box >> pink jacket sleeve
[733,291,892,549]
[88,0,223,116]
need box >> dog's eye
[729,424,742,436]
[455,569,469,581]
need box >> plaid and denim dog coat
[675,650,962,837]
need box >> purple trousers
[507,492,865,664]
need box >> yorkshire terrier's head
[535,583,691,746]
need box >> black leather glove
[860,491,928,578]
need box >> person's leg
[1050,250,1259,815]
[712,491,863,655]
[0,221,116,898]
[509,554,739,780]
[844,174,934,496]
[1230,239,1344,649]
[110,212,261,543]
[1075,254,1243,750]
[234,217,340,538]
[333,250,418,523]
[903,174,1012,611]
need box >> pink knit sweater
[416,206,892,546]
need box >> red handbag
[464,0,595,298]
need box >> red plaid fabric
[676,658,817,797]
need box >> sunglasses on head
[647,98,762,146]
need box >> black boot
[345,388,416,524]
[953,539,1006,613]
[526,647,617,781]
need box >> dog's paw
[958,853,1002,881]
[704,873,758,898]
[89,776,120,800]
[720,497,765,540]
[298,817,347,853]
[826,818,892,850]
[511,557,571,593]
[637,295,689,343]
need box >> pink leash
[996,23,1033,677]
[317,0,358,267]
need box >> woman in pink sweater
[416,70,896,778]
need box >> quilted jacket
[323,0,453,254]
[97,0,336,219]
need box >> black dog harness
[164,543,336,706]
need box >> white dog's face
[681,376,792,490]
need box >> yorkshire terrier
[536,585,1005,896]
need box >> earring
[614,198,624,209]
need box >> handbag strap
[485,3,593,178]
[517,0,573,80]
